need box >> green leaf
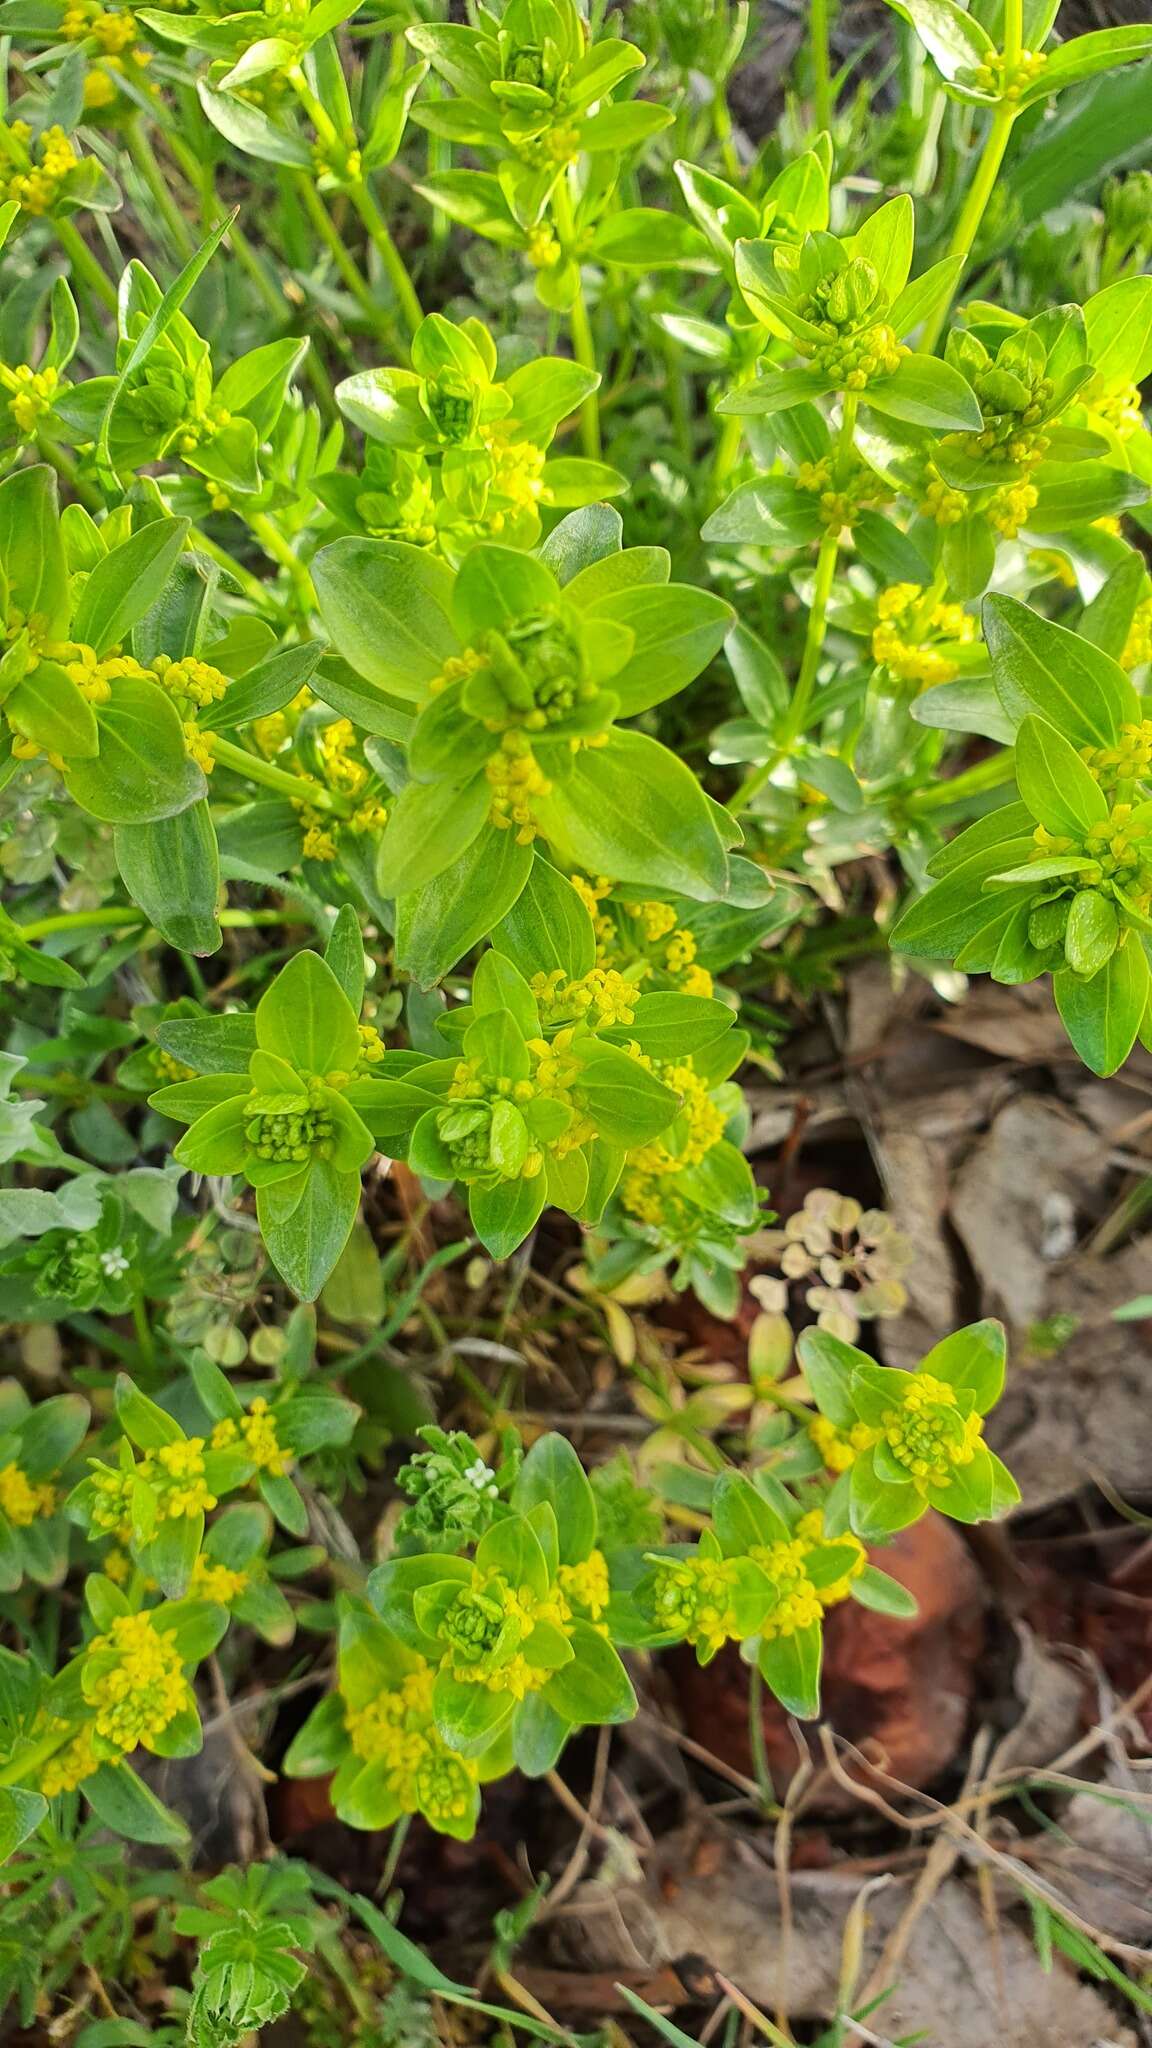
[587,583,733,714]
[608,992,733,1061]
[574,1042,680,1145]
[395,828,533,987]
[209,642,324,734]
[1054,940,1150,1076]
[1064,888,1119,977]
[851,1565,919,1617]
[512,1694,571,1776]
[984,593,1138,746]
[848,193,915,303]
[97,218,234,479]
[257,1157,363,1301]
[865,355,983,431]
[712,1470,791,1552]
[453,545,558,642]
[313,539,459,701]
[114,801,221,955]
[881,0,994,81]
[543,1621,637,1725]
[512,1434,596,1566]
[701,478,824,549]
[797,1326,873,1428]
[1014,715,1107,836]
[157,1011,257,1073]
[198,78,314,164]
[324,904,365,1016]
[377,774,489,896]
[255,950,362,1074]
[71,517,190,656]
[588,207,713,268]
[1020,25,1152,105]
[64,680,205,825]
[757,1621,822,1719]
[0,1786,46,1864]
[0,466,69,634]
[533,730,729,902]
[848,1453,923,1540]
[1084,275,1152,389]
[467,1173,547,1259]
[492,854,596,982]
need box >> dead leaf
[548,1826,1137,2047]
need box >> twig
[544,1728,613,1914]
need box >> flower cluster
[757,1188,912,1345]
[324,314,621,561]
[1,123,80,215]
[799,1319,1019,1539]
[394,1426,521,1554]
[871,584,977,688]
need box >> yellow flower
[190,1556,249,1603]
[212,1396,291,1478]
[40,1720,101,1797]
[84,1611,187,1752]
[0,1462,56,1527]
[557,1548,610,1623]
[880,1373,983,1494]
[151,1437,216,1520]
[807,1413,879,1473]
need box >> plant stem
[54,217,118,313]
[348,179,423,342]
[290,172,395,342]
[919,99,1016,352]
[209,735,349,814]
[748,1665,776,1818]
[783,389,857,746]
[908,748,1017,812]
[17,906,287,940]
[125,115,195,260]
[810,0,834,134]
[245,508,316,619]
[727,393,858,810]
[0,1728,72,1789]
[132,1292,156,1368]
[551,176,602,460]
[710,410,745,501]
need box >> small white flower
[99,1247,131,1278]
[464,1457,497,1495]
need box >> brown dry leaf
[948,1097,1106,1326]
[548,1826,1137,2046]
[1028,1778,1152,1946]
[988,1237,1152,1512]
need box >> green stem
[291,173,394,341]
[54,218,117,314]
[551,176,601,460]
[132,1292,156,1368]
[0,1727,71,1789]
[209,734,349,814]
[17,906,288,940]
[348,179,423,342]
[710,411,745,502]
[908,748,1017,812]
[125,115,195,260]
[245,508,316,620]
[747,1666,777,1818]
[919,100,1016,353]
[727,393,858,810]
[810,0,834,134]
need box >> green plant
[1,0,1151,2028]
